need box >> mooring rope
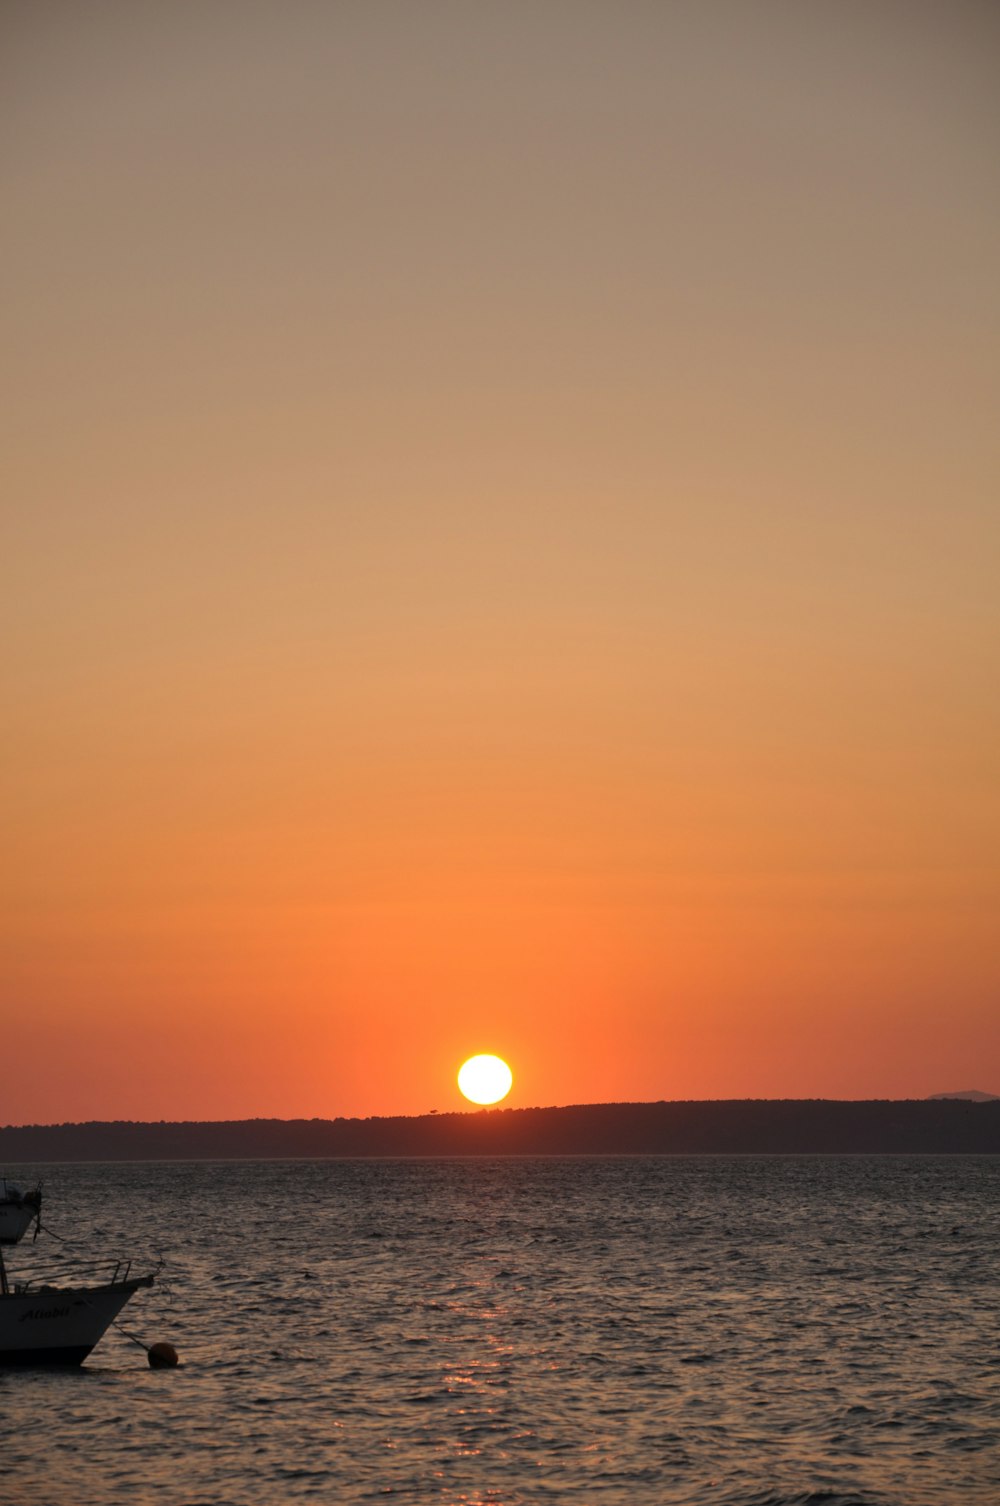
[37,1219,74,1244]
[109,1313,151,1351]
[74,1254,170,1357]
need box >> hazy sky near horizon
[4,1,999,1123]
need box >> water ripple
[2,1155,998,1504]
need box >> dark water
[2,1157,998,1505]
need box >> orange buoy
[147,1342,179,1369]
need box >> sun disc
[458,1054,513,1106]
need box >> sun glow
[457,1054,513,1106]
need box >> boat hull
[0,1276,154,1366]
[0,1202,38,1246]
[1,1342,94,1367]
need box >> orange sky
[3,2,999,1123]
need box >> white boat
[0,1265,155,1366]
[0,1178,41,1246]
[0,1178,156,1366]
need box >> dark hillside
[3,1098,1000,1160]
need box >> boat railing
[0,1177,42,1205]
[6,1255,139,1293]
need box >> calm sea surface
[2,1157,998,1505]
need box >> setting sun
[458,1055,513,1106]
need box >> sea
[1,1156,997,1506]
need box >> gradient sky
[4,2,998,1123]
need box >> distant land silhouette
[926,1090,999,1102]
[2,1099,1000,1160]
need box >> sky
[3,1,998,1124]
